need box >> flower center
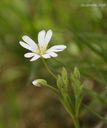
[34,44,47,56]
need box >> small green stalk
[41,58,57,79]
[45,83,58,93]
[70,115,80,128]
[41,62,81,128]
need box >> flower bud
[32,79,47,87]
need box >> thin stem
[74,120,80,128]
[63,104,80,128]
[46,84,58,93]
[42,58,80,128]
[42,58,57,79]
[71,115,80,128]
[53,58,67,68]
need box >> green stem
[53,58,66,68]
[72,116,80,128]
[42,58,57,79]
[46,84,58,93]
[42,58,80,128]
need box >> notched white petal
[30,54,40,61]
[19,41,33,51]
[46,51,58,57]
[38,30,46,45]
[47,45,67,52]
[24,53,35,58]
[45,29,53,45]
[22,35,38,50]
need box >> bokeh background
[0,0,107,128]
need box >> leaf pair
[56,67,83,127]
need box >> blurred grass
[0,0,107,127]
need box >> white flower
[19,29,67,61]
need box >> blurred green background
[0,0,107,128]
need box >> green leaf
[61,67,68,89]
[70,67,84,116]
[74,67,80,79]
[61,67,68,82]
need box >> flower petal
[46,51,58,57]
[47,45,67,52]
[22,35,38,51]
[45,29,52,46]
[38,30,46,46]
[24,52,35,58]
[30,54,40,61]
[19,41,33,51]
[42,54,51,59]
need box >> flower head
[19,29,66,61]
